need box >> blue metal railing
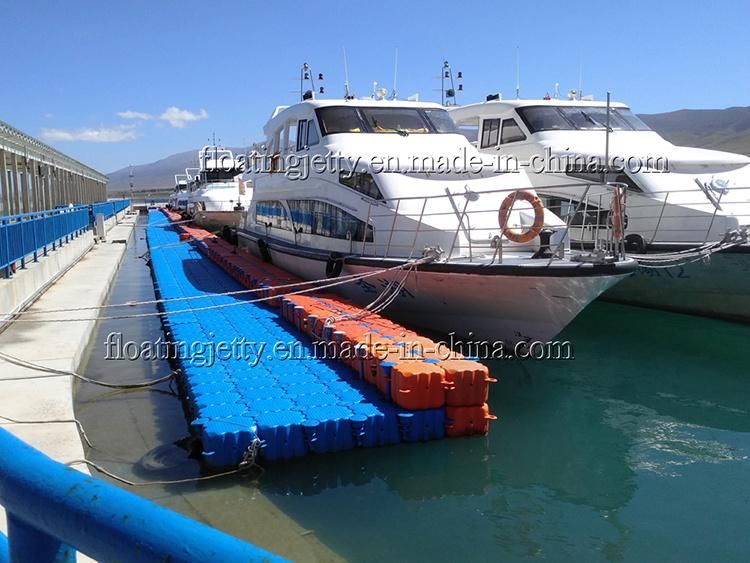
[0,200,130,277]
[0,428,284,562]
[91,198,129,221]
[0,206,89,277]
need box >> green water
[77,218,750,562]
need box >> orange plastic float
[439,359,497,407]
[390,361,448,410]
[445,404,497,437]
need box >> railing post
[42,212,48,257]
[409,197,428,259]
[2,220,10,278]
[360,201,372,256]
[7,514,73,563]
[384,199,400,259]
[19,219,25,269]
[32,216,38,263]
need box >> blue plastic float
[146,211,445,467]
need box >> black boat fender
[257,239,272,263]
[325,252,344,278]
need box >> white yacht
[187,146,249,230]
[168,174,189,211]
[237,96,637,344]
[450,97,750,322]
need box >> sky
[2,0,749,173]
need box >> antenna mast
[343,48,352,99]
[391,48,398,100]
[515,47,520,99]
[299,63,317,100]
[440,61,462,106]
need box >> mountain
[638,106,750,156]
[107,106,750,193]
[106,147,247,194]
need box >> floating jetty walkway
[148,209,496,467]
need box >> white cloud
[40,125,137,143]
[117,110,153,120]
[159,106,209,128]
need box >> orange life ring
[498,190,545,244]
[611,189,626,240]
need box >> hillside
[107,147,246,194]
[638,106,750,156]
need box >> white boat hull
[238,233,633,344]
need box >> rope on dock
[0,350,177,389]
[1,255,437,323]
[1,267,394,318]
[0,415,94,448]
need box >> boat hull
[602,246,750,322]
[238,232,634,344]
[192,210,243,231]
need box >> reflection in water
[76,217,750,562]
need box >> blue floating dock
[146,211,444,467]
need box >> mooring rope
[0,415,94,448]
[2,255,436,323]
[66,459,254,487]
[0,350,177,388]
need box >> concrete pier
[0,214,137,542]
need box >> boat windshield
[422,108,459,133]
[203,169,241,182]
[316,106,458,135]
[517,106,652,133]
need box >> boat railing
[347,182,627,262]
[541,182,750,247]
[0,428,283,562]
[0,199,130,278]
[348,180,750,261]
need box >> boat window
[204,169,241,182]
[339,170,384,200]
[285,122,298,153]
[359,108,430,134]
[480,118,501,148]
[288,200,374,241]
[518,105,653,133]
[500,118,526,144]
[566,165,644,193]
[517,107,573,132]
[615,108,652,131]
[296,120,308,151]
[316,107,364,135]
[306,119,320,146]
[543,196,608,229]
[422,109,459,133]
[558,107,631,130]
[255,200,292,231]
